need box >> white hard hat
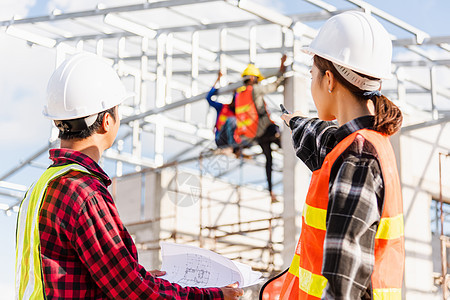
[43,53,132,120]
[302,11,392,80]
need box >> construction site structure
[0,0,450,299]
[435,152,450,299]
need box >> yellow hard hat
[241,64,264,81]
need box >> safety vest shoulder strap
[15,163,91,300]
[235,85,254,114]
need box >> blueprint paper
[160,242,262,288]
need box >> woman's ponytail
[372,95,403,136]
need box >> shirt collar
[49,148,112,186]
[334,115,375,143]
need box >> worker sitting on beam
[205,71,240,155]
[234,54,286,203]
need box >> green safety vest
[15,163,92,300]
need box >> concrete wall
[400,121,450,299]
[112,163,284,275]
[282,74,312,268]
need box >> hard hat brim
[43,91,135,120]
[301,46,393,80]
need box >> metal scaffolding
[437,152,450,299]
[111,152,284,276]
[1,0,450,296]
[1,0,448,210]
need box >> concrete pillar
[399,126,448,299]
[144,171,162,268]
[282,74,311,268]
[155,34,166,167]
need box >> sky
[0,0,449,298]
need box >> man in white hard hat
[15,53,243,300]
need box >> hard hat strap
[332,62,381,92]
[54,114,98,133]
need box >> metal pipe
[0,140,57,181]
[401,114,450,133]
[344,0,429,44]
[430,66,439,120]
[439,152,450,298]
[120,81,244,124]
[204,216,281,229]
[0,0,220,26]
[199,153,204,247]
[440,152,444,236]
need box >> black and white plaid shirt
[290,115,384,300]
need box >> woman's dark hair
[58,106,117,140]
[313,55,402,136]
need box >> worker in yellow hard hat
[234,55,286,203]
[241,64,265,82]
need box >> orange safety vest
[261,129,404,300]
[234,85,259,139]
[215,104,234,132]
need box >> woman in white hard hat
[261,11,404,300]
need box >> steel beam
[0,190,24,200]
[401,76,450,100]
[121,81,244,124]
[118,46,287,62]
[0,0,220,27]
[401,114,450,133]
[392,59,450,67]
[345,0,429,44]
[394,36,450,48]
[103,149,156,168]
[303,0,337,12]
[0,140,57,181]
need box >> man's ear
[101,112,112,132]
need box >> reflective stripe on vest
[278,129,404,300]
[15,164,91,300]
[304,203,404,240]
[234,85,259,139]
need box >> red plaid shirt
[39,148,223,299]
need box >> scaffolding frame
[1,0,450,294]
[437,152,450,299]
[111,152,284,275]
[1,0,449,207]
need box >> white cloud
[0,0,36,20]
[0,34,54,147]
[0,0,56,149]
[46,0,144,13]
[253,0,286,13]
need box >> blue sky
[0,0,449,298]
